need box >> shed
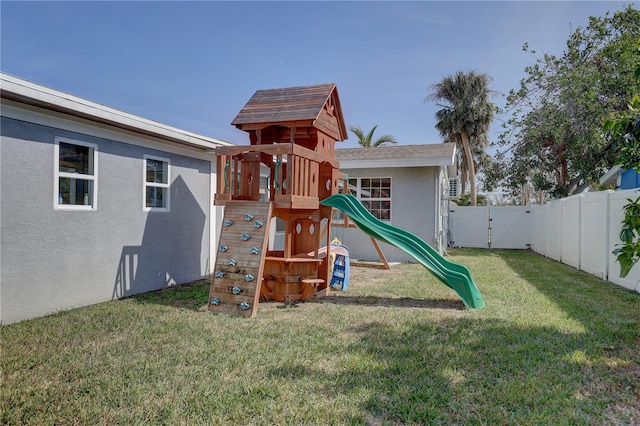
[600,164,640,190]
[332,143,457,262]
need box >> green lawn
[2,249,639,425]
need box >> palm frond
[349,124,396,147]
[373,134,398,147]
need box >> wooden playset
[208,84,348,317]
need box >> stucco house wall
[1,73,229,324]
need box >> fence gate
[449,206,490,248]
[450,206,529,249]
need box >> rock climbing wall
[208,201,272,317]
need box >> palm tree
[456,134,491,196]
[348,125,397,147]
[427,71,495,206]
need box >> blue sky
[1,1,633,148]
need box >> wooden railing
[214,143,339,209]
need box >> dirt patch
[320,295,464,310]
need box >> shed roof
[336,143,456,168]
[231,83,348,140]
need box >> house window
[55,137,97,210]
[348,177,391,220]
[144,155,170,211]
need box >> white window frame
[348,177,392,221]
[143,154,170,212]
[54,137,98,211]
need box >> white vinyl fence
[449,205,529,249]
[450,188,640,293]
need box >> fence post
[578,194,583,271]
[560,199,564,263]
[604,190,612,281]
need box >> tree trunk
[461,133,477,206]
[460,166,468,195]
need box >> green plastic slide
[321,194,485,309]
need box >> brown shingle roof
[336,143,455,161]
[232,83,335,124]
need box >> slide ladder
[208,201,272,317]
[321,194,484,309]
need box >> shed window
[348,177,391,221]
[55,138,97,210]
[144,155,170,211]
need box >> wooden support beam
[370,237,391,269]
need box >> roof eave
[599,164,622,186]
[0,73,233,151]
[323,84,348,141]
[339,157,454,169]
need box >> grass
[2,249,639,425]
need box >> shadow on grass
[261,250,639,423]
[494,249,640,326]
[319,295,464,310]
[447,248,639,329]
[269,316,637,424]
[133,278,465,312]
[132,279,210,311]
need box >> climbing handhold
[210,297,220,306]
[245,274,254,282]
[242,233,251,241]
[254,220,263,228]
[232,286,241,295]
[223,161,231,189]
[244,213,253,221]
[250,247,260,255]
[215,271,225,278]
[239,302,250,310]
[219,245,228,252]
[223,219,233,227]
[228,258,237,266]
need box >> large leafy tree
[487,5,640,199]
[348,125,397,147]
[427,71,496,206]
[604,46,640,278]
[604,42,640,173]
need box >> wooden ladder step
[301,278,324,285]
[300,278,325,301]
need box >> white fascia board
[339,156,454,169]
[1,73,233,150]
[1,99,215,161]
[599,164,622,185]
